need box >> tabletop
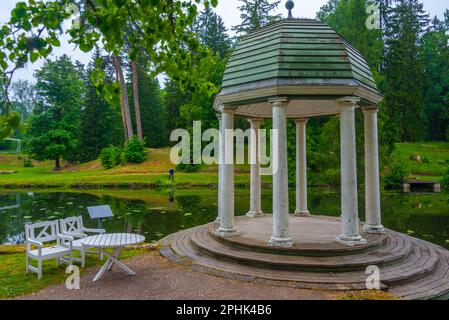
[80,233,145,248]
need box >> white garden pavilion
[213,17,385,248]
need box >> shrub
[100,146,122,169]
[124,136,148,163]
[384,161,408,190]
[23,158,33,168]
[176,162,202,173]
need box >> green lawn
[391,142,449,181]
[0,248,146,299]
[1,142,448,189]
[0,148,263,189]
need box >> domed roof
[216,19,382,117]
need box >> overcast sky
[1,0,447,83]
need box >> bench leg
[81,248,86,268]
[38,259,42,279]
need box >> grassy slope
[0,148,260,188]
[391,142,449,181]
[1,142,448,188]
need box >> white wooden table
[81,233,145,282]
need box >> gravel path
[19,251,342,300]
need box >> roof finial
[286,0,294,19]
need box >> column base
[338,215,361,222]
[246,211,264,218]
[214,217,221,223]
[269,236,294,248]
[363,224,385,234]
[294,210,310,217]
[336,235,367,247]
[215,227,240,237]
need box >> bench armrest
[57,234,74,250]
[82,227,106,234]
[27,239,44,247]
[62,231,87,238]
[26,239,44,257]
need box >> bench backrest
[25,220,60,243]
[59,216,84,234]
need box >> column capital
[217,105,236,114]
[362,106,379,114]
[248,118,264,125]
[336,97,360,108]
[294,118,309,125]
[268,97,289,107]
[216,112,222,120]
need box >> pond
[0,189,448,249]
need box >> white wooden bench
[59,216,106,267]
[25,221,73,279]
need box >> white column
[247,118,264,218]
[216,113,223,223]
[294,118,310,217]
[269,98,293,247]
[336,97,366,246]
[363,108,384,233]
[216,107,239,236]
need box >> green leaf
[29,51,38,62]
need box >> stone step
[160,221,449,298]
[380,239,439,285]
[209,223,388,257]
[390,247,449,300]
[191,226,412,272]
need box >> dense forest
[1,0,448,185]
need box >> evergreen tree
[27,55,85,169]
[164,80,191,136]
[79,50,123,162]
[421,12,449,141]
[232,0,282,36]
[129,65,167,148]
[317,0,339,22]
[196,7,233,58]
[318,0,384,72]
[383,0,429,143]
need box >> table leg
[92,249,112,282]
[92,247,136,282]
[107,248,122,271]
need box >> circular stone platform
[160,215,449,300]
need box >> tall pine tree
[129,64,167,148]
[384,0,429,143]
[232,0,282,36]
[196,6,233,58]
[421,12,449,141]
[79,49,123,162]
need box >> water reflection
[0,190,448,249]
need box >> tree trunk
[115,63,128,142]
[132,61,143,141]
[113,55,134,141]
